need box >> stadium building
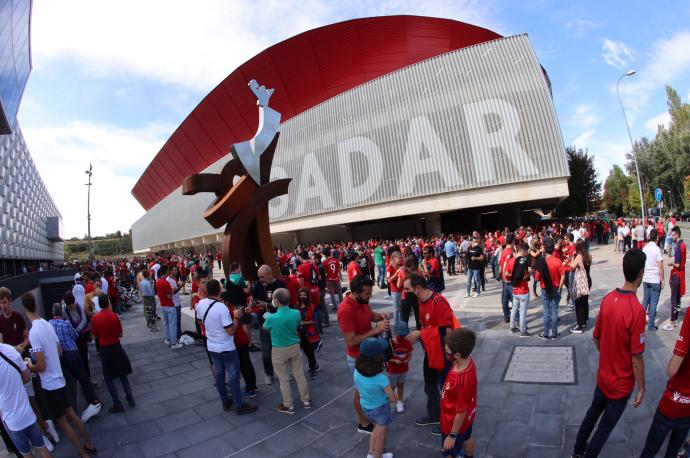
[0,0,64,276]
[131,15,569,253]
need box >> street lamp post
[85,164,93,261]
[616,70,645,221]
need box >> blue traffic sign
[655,188,663,202]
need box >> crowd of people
[1,217,690,457]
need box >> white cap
[74,273,82,281]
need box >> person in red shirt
[505,243,530,337]
[573,249,646,457]
[534,237,565,339]
[421,246,443,293]
[440,327,477,458]
[90,294,134,413]
[337,275,390,434]
[561,233,576,307]
[155,265,181,349]
[498,234,516,323]
[387,321,413,414]
[640,299,690,456]
[665,226,686,330]
[404,273,458,433]
[347,253,362,283]
[323,248,343,311]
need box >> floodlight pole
[85,164,93,261]
[616,70,645,221]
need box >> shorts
[388,371,407,386]
[6,422,44,454]
[42,386,72,420]
[362,402,393,427]
[440,425,472,458]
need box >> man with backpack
[535,237,565,340]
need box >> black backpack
[510,256,529,287]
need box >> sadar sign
[267,35,568,222]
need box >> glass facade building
[0,0,32,134]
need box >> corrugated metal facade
[131,34,568,252]
[268,34,568,221]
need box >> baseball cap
[74,273,81,282]
[394,321,410,337]
[359,337,388,359]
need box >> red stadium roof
[132,15,503,210]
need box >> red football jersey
[440,358,477,435]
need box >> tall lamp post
[85,164,93,261]
[616,70,645,221]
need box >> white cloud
[22,122,173,238]
[615,31,690,115]
[644,111,671,134]
[31,0,503,93]
[569,104,602,130]
[572,130,595,149]
[602,39,634,70]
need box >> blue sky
[17,0,690,237]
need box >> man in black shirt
[465,237,484,298]
[252,265,285,386]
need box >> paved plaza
[5,243,686,458]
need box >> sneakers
[170,343,183,350]
[80,402,102,423]
[265,375,273,385]
[222,398,234,411]
[538,333,549,340]
[277,404,295,415]
[42,435,54,452]
[396,401,405,413]
[164,339,170,346]
[310,371,317,381]
[303,401,312,410]
[430,426,442,436]
[463,293,470,298]
[367,454,393,458]
[551,333,559,340]
[242,389,257,398]
[520,331,529,338]
[414,416,439,426]
[472,292,478,298]
[45,420,59,443]
[571,326,584,334]
[385,295,391,299]
[237,403,258,415]
[662,321,676,331]
[510,327,519,334]
[648,325,658,332]
[358,423,375,434]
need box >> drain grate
[502,345,577,385]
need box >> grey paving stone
[155,408,203,433]
[529,413,564,446]
[111,444,146,458]
[138,430,192,458]
[486,421,530,456]
[176,435,236,458]
[523,445,561,458]
[262,424,321,456]
[498,393,534,421]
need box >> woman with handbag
[570,240,592,334]
[296,288,321,380]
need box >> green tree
[556,147,602,216]
[602,165,630,216]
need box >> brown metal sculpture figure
[183,80,290,281]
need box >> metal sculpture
[183,80,290,280]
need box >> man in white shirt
[166,266,185,341]
[23,292,95,457]
[152,261,161,279]
[571,228,581,243]
[195,279,257,416]
[72,275,86,313]
[0,343,51,458]
[100,273,108,297]
[642,228,665,331]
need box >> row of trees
[603,86,690,216]
[64,231,133,260]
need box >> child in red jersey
[440,327,477,458]
[387,321,413,413]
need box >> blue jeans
[391,291,402,328]
[511,294,529,333]
[61,349,98,404]
[6,421,44,454]
[501,281,513,319]
[467,269,481,295]
[376,265,386,288]
[209,350,243,411]
[161,306,178,344]
[642,282,661,329]
[640,407,690,457]
[574,386,630,457]
[542,291,560,336]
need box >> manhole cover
[502,345,577,385]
